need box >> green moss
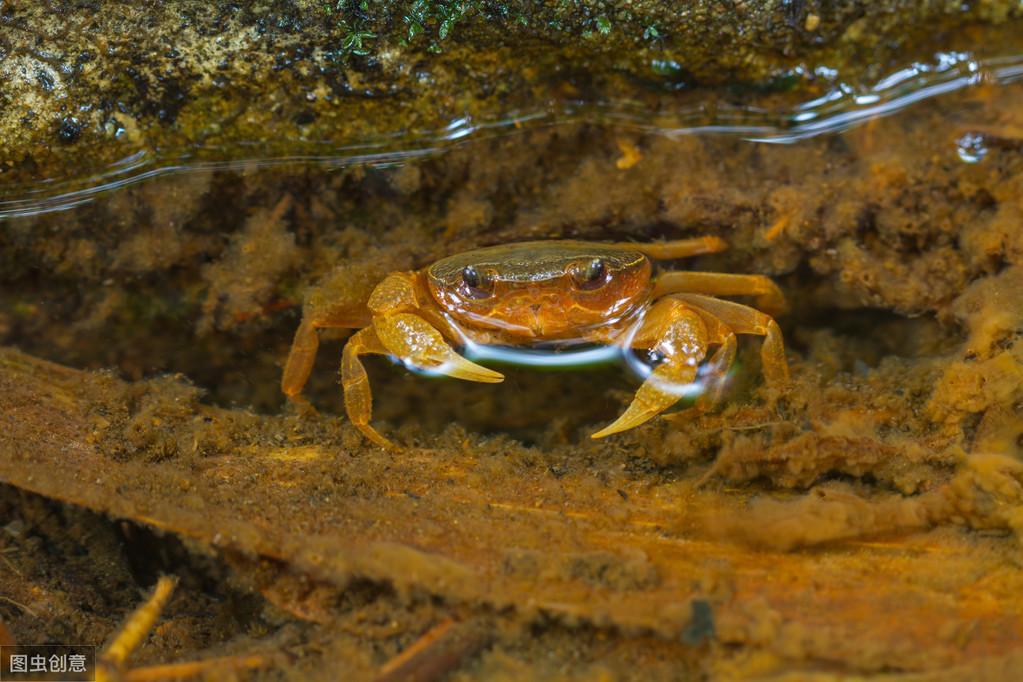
[322,0,490,50]
[342,28,376,55]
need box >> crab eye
[572,258,607,291]
[461,265,494,299]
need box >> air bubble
[956,132,988,163]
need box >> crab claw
[379,313,504,384]
[424,350,505,383]
[591,364,692,439]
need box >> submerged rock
[2,1,1022,193]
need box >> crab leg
[592,299,709,439]
[655,308,738,425]
[697,326,737,407]
[629,236,728,260]
[341,327,396,448]
[670,294,789,385]
[652,271,787,316]
[281,319,321,399]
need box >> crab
[282,237,789,448]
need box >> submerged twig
[97,575,178,682]
[375,617,491,682]
[0,595,37,618]
[124,654,274,681]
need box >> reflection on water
[750,53,1022,141]
[401,319,721,401]
[3,50,1023,220]
[405,341,718,402]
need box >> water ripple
[2,51,1022,220]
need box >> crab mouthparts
[528,304,544,336]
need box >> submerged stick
[97,575,179,682]
[124,654,274,681]
[375,617,491,682]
